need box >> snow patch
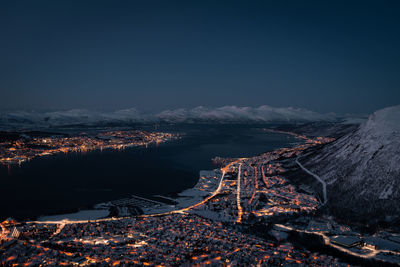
[379,184,394,200]
[37,210,109,222]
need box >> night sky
[1,1,399,114]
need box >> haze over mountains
[303,105,400,223]
[0,105,353,128]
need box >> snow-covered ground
[37,210,109,222]
[143,169,222,214]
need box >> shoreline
[3,129,302,222]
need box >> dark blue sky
[1,1,399,113]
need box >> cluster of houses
[1,214,347,266]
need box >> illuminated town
[1,0,399,265]
[2,130,399,266]
[0,130,178,165]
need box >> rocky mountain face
[303,105,400,224]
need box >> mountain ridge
[0,105,343,127]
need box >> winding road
[295,155,327,205]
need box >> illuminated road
[296,155,327,205]
[50,222,65,239]
[0,223,7,239]
[261,165,267,187]
[276,224,400,260]
[27,159,250,227]
[236,163,243,223]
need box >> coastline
[35,131,305,222]
[2,129,302,221]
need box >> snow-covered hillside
[0,106,338,128]
[303,105,400,223]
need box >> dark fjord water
[0,124,299,220]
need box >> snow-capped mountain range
[0,105,342,128]
[303,105,400,223]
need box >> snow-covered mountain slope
[303,105,400,223]
[0,108,149,128]
[0,106,338,128]
[157,105,337,123]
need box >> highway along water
[0,124,299,220]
